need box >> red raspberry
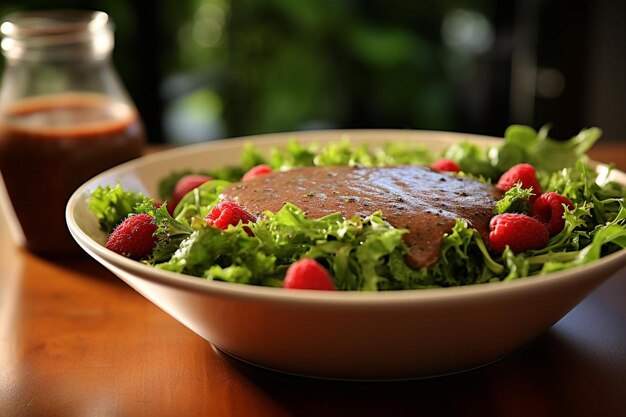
[283,258,336,290]
[431,159,461,173]
[105,213,157,259]
[205,201,256,234]
[489,213,549,254]
[531,192,575,236]
[242,164,273,181]
[496,163,543,202]
[169,174,212,214]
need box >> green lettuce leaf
[88,184,150,233]
[496,183,533,214]
[493,125,602,174]
[172,179,231,220]
[443,141,500,179]
[147,204,194,263]
[269,139,317,170]
[541,224,626,273]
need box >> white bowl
[66,130,626,380]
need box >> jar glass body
[0,10,145,255]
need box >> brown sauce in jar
[0,93,144,255]
[222,165,500,268]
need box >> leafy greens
[89,126,626,290]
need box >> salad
[88,125,626,291]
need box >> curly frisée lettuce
[88,125,626,291]
[89,184,148,233]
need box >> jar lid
[0,10,114,61]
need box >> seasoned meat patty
[221,166,499,268]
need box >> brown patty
[221,166,499,268]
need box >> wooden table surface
[1,143,625,417]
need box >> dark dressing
[0,94,144,254]
[222,166,499,268]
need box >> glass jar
[0,10,145,255]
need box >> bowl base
[211,344,513,382]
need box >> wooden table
[1,144,625,417]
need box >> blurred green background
[1,0,624,144]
